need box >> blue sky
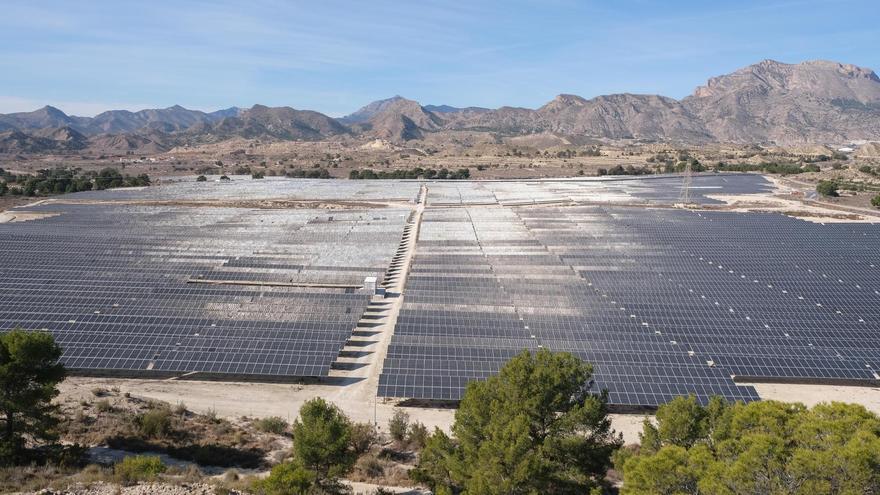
[0,0,877,117]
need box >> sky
[0,0,878,117]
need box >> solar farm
[1,174,878,410]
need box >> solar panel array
[424,173,773,206]
[0,202,408,378]
[379,206,880,407]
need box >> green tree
[411,349,621,494]
[816,180,839,197]
[388,409,410,443]
[94,167,125,190]
[620,399,880,495]
[872,194,880,208]
[291,398,355,487]
[0,329,66,464]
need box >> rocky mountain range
[2,59,879,153]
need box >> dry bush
[95,398,114,413]
[252,416,288,435]
[350,422,379,455]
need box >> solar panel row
[378,205,879,407]
[0,203,408,379]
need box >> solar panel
[0,200,409,380]
[379,201,879,407]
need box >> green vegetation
[255,461,318,495]
[410,349,621,494]
[253,416,288,435]
[617,396,880,495]
[388,410,409,443]
[816,180,839,197]
[254,398,356,493]
[137,408,173,438]
[872,194,880,208]
[0,167,150,197]
[292,398,354,483]
[196,175,208,182]
[597,164,655,176]
[714,161,820,174]
[251,171,266,179]
[0,329,66,465]
[113,455,166,485]
[350,167,470,180]
[286,167,332,179]
[349,422,378,456]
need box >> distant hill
[683,59,880,144]
[2,59,879,151]
[183,104,349,142]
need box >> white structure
[364,276,378,294]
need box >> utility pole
[680,159,692,206]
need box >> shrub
[196,175,208,182]
[253,416,288,435]
[872,194,880,208]
[113,455,166,484]
[817,180,839,197]
[138,408,172,438]
[388,410,410,443]
[407,422,429,449]
[95,399,113,413]
[254,460,317,495]
[292,398,355,482]
[356,453,384,478]
[350,422,378,455]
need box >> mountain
[355,97,444,141]
[87,105,222,134]
[30,126,89,148]
[0,106,88,132]
[340,96,408,124]
[88,132,169,154]
[2,59,880,148]
[683,59,880,143]
[208,107,243,120]
[423,104,490,114]
[534,93,711,141]
[0,105,241,138]
[0,127,88,153]
[185,104,349,142]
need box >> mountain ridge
[2,59,879,151]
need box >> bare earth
[58,377,880,447]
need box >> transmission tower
[679,160,692,206]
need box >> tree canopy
[618,396,880,495]
[0,329,66,465]
[254,397,356,494]
[411,348,621,494]
[816,180,839,197]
